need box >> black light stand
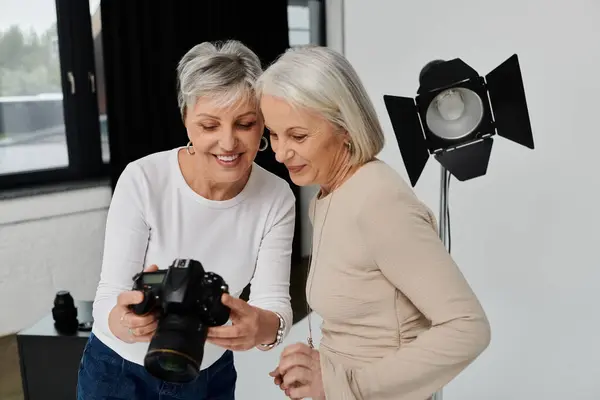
[383,54,535,400]
[439,166,450,253]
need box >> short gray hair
[177,40,262,119]
[255,45,385,165]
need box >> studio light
[383,54,534,186]
[383,54,535,400]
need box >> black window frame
[0,0,106,193]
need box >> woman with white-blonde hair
[76,40,295,400]
[258,45,491,400]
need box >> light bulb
[435,89,465,121]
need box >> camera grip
[129,290,155,315]
[210,301,231,326]
[207,290,231,326]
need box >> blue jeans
[77,333,236,399]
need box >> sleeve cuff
[319,350,364,400]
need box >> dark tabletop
[18,300,94,338]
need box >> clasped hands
[269,343,326,400]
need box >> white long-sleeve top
[91,147,296,370]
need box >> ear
[339,127,351,142]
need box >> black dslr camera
[129,258,231,383]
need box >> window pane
[288,5,310,30]
[89,0,109,163]
[289,30,311,47]
[288,4,311,47]
[0,0,68,175]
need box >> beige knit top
[306,160,491,400]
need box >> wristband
[258,312,285,350]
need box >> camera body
[129,258,231,383]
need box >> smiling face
[184,96,263,184]
[260,94,350,189]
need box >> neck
[189,172,250,201]
[319,151,357,199]
[179,150,251,201]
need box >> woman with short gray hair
[77,40,295,400]
[259,45,491,400]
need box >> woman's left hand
[206,294,260,351]
[270,342,326,400]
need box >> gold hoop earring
[346,141,353,152]
[258,136,269,152]
[186,141,195,155]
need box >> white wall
[343,0,600,399]
[0,187,110,336]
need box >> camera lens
[144,314,208,383]
[52,290,79,335]
[158,355,188,373]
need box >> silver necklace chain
[305,191,334,349]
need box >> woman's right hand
[108,264,160,343]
